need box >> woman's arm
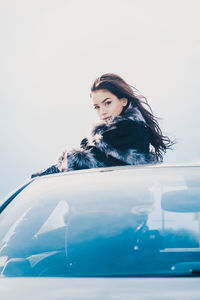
[31,165,60,178]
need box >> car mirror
[161,188,200,212]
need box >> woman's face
[91,89,128,123]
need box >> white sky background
[0,0,200,198]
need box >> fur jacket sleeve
[31,105,157,178]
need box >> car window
[0,167,199,277]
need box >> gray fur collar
[87,102,155,165]
[91,102,146,136]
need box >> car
[0,163,200,299]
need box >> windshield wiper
[171,261,200,277]
[189,269,200,276]
[65,271,200,278]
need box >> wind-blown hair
[91,73,174,162]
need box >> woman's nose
[99,107,107,117]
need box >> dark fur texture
[31,102,157,178]
[57,102,157,172]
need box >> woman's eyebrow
[93,97,111,107]
[101,97,111,103]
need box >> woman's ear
[121,98,128,106]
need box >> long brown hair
[91,73,174,161]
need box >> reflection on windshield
[35,200,69,237]
[0,168,199,277]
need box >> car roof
[30,162,200,182]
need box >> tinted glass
[0,166,200,277]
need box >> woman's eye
[105,101,111,106]
[94,106,99,110]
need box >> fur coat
[31,103,157,178]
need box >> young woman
[31,73,173,177]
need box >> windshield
[0,167,200,277]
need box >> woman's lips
[103,117,111,122]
